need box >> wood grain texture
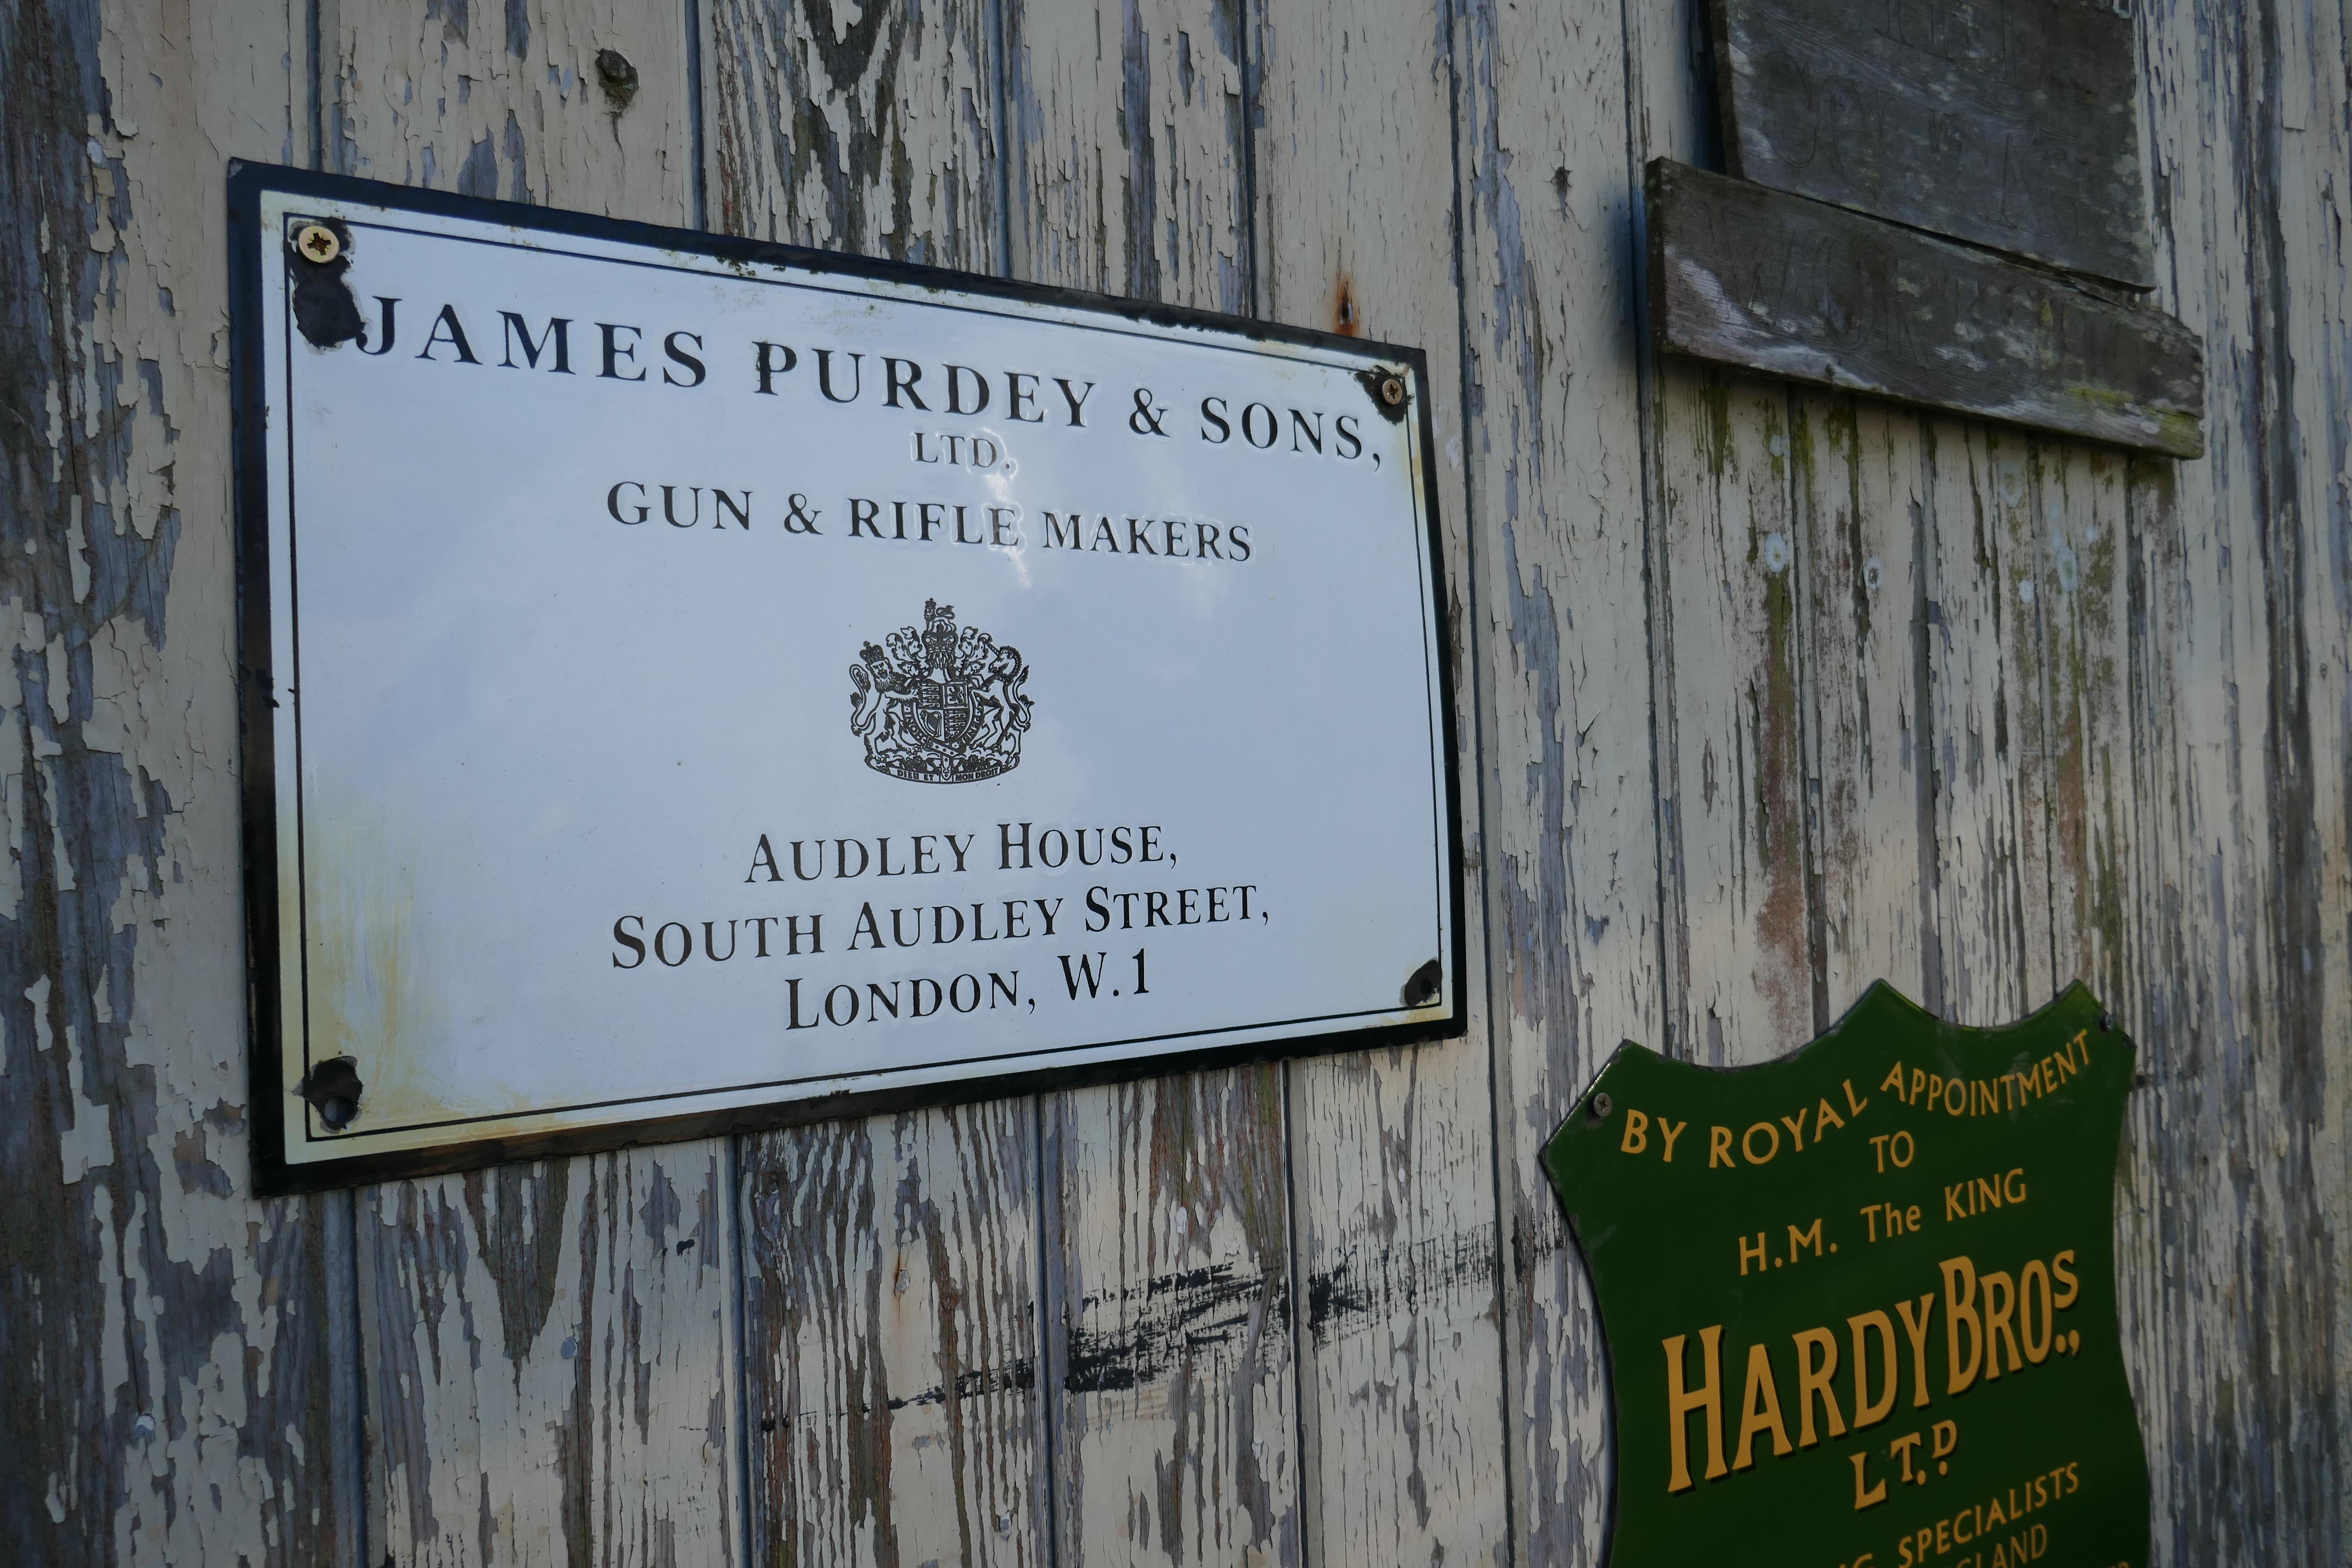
[1629,0,1816,1077]
[704,0,999,263]
[322,0,692,215]
[1005,0,1252,313]
[361,1152,737,1565]
[1002,9,1298,1564]
[702,3,1044,1563]
[1250,8,1509,1562]
[2116,0,2348,1558]
[743,1111,1043,1568]
[1650,364,1814,1065]
[1790,397,1931,1014]
[1456,0,1659,1561]
[1044,1069,1297,1567]
[322,5,741,1563]
[0,2,344,1564]
[1648,159,2208,458]
[1711,0,2154,285]
[1920,419,2060,1026]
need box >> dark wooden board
[1646,159,2204,457]
[1711,0,2154,287]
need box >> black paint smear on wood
[1711,0,2154,287]
[1647,159,2204,457]
[1061,1259,1288,1393]
[1306,1225,1499,1346]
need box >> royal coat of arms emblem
[849,599,1033,783]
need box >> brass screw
[1379,374,1407,407]
[295,224,341,264]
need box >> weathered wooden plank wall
[4,1,2345,1565]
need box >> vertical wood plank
[1651,374,1812,1061]
[1001,7,1298,1563]
[1043,1070,1298,1566]
[323,7,738,1563]
[1455,0,1658,1562]
[1006,0,1252,314]
[1,3,341,1564]
[2030,442,2135,1002]
[2122,0,2348,1559]
[1623,0,1814,1070]
[364,1152,738,1565]
[1920,420,2057,1028]
[705,0,1000,264]
[1791,399,1930,1011]
[1249,10,1509,1564]
[743,1111,1043,1567]
[700,4,1047,1564]
[2127,3,2280,1556]
[324,0,692,213]
[2260,0,2352,1538]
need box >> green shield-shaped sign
[1543,982,2150,1568]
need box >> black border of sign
[230,160,1469,1197]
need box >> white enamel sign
[233,168,1461,1190]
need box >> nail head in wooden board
[1709,0,2155,288]
[1646,159,2206,459]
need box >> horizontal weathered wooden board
[1647,160,2205,457]
[1710,0,2153,287]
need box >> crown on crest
[919,598,961,667]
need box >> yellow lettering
[1779,1108,1810,1151]
[1660,1118,1687,1162]
[1814,1095,1847,1134]
[1793,1327,1846,1446]
[1788,1217,1824,1259]
[2019,1260,2053,1363]
[1743,1122,1782,1165]
[1848,1311,1898,1429]
[1894,1294,1935,1407]
[2051,1249,2079,1310]
[1852,1449,1887,1510]
[1880,1063,1907,1098]
[1981,1270,2021,1378]
[1621,1107,1651,1155]
[1944,1182,1969,1222]
[1943,1257,1984,1393]
[1663,1327,1727,1491]
[1845,1077,1870,1116]
[1739,1231,1768,1276]
[1733,1342,1793,1469]
[1944,1077,1966,1116]
[2003,1167,2027,1204]
[1710,1124,1735,1168]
